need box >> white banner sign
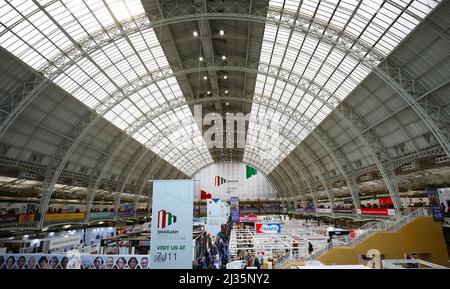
[207,199,223,239]
[49,235,81,250]
[149,180,193,269]
[316,208,332,214]
[221,202,230,224]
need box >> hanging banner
[357,208,395,216]
[207,199,222,239]
[427,187,444,222]
[334,208,354,214]
[437,188,450,219]
[45,212,85,221]
[221,202,230,224]
[378,197,393,207]
[239,214,257,222]
[255,223,281,234]
[49,235,81,250]
[230,197,240,223]
[316,208,332,214]
[149,180,193,269]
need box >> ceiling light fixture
[219,30,224,36]
[193,31,198,37]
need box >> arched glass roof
[0,0,213,176]
[0,0,440,177]
[243,0,440,173]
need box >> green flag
[246,165,257,179]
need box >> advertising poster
[230,197,240,223]
[427,187,444,222]
[0,253,149,269]
[255,223,281,234]
[358,208,395,216]
[316,208,332,214]
[49,235,81,250]
[220,202,230,224]
[149,180,194,269]
[437,188,450,219]
[207,198,222,239]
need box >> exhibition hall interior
[0,0,449,270]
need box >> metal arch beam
[275,158,308,207]
[81,133,132,224]
[277,159,307,208]
[132,156,178,217]
[0,45,414,215]
[269,169,292,208]
[1,5,447,160]
[271,156,306,204]
[281,151,318,209]
[7,24,424,218]
[290,146,335,213]
[112,148,151,220]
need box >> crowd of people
[193,219,232,269]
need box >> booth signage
[45,212,85,221]
[49,235,81,250]
[149,180,194,269]
[316,208,332,214]
[334,208,354,214]
[255,223,281,234]
[230,197,240,223]
[239,214,257,222]
[358,208,395,216]
[207,198,223,238]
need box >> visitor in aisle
[308,242,314,255]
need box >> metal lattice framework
[0,0,448,224]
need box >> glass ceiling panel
[0,0,213,176]
[243,0,440,174]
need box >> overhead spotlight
[193,31,198,37]
[63,225,71,229]
[207,90,211,95]
[223,75,228,79]
[225,90,228,94]
[219,30,224,36]
[42,227,48,232]
[98,221,104,225]
[199,56,204,61]
[226,102,229,106]
[203,76,208,80]
[222,55,226,60]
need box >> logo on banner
[246,165,257,179]
[200,190,212,199]
[255,223,281,234]
[157,209,177,229]
[214,176,238,187]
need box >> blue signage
[230,197,240,223]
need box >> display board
[207,198,223,239]
[437,188,450,219]
[230,197,240,223]
[255,223,281,234]
[149,180,193,269]
[193,163,276,200]
[427,187,445,222]
[357,208,395,216]
[0,253,149,269]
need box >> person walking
[308,242,314,255]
